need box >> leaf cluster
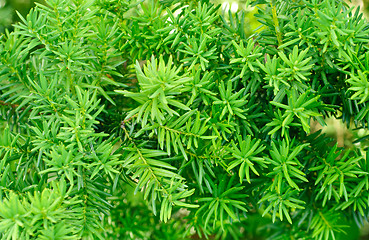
[1,0,369,239]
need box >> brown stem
[0,100,19,109]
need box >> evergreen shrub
[1,0,369,239]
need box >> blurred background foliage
[1,0,369,239]
[1,0,369,34]
[0,0,40,32]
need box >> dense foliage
[1,0,369,239]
